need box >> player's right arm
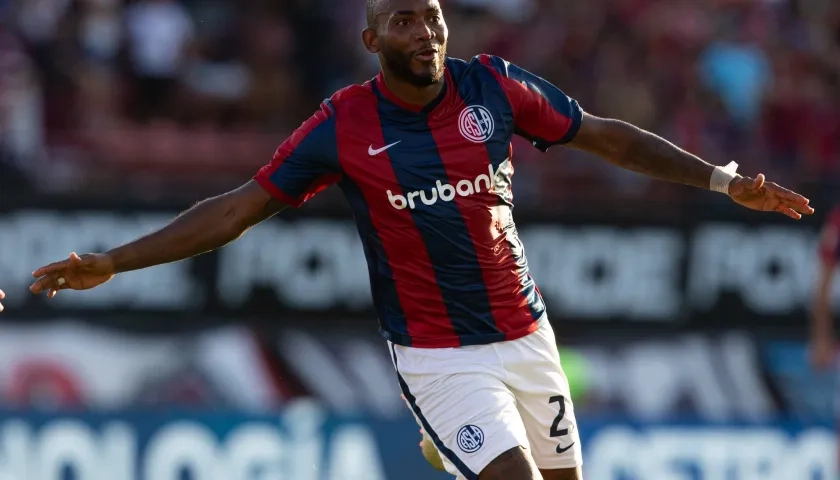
[30,181,286,296]
[30,101,341,297]
[812,212,839,369]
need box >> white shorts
[389,320,583,479]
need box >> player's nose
[414,21,434,41]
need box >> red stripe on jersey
[335,84,456,346]
[478,54,574,145]
[428,94,537,338]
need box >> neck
[380,68,445,107]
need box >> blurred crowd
[1,0,838,210]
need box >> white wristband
[710,161,739,196]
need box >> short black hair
[366,0,387,29]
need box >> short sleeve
[254,101,341,207]
[478,54,583,152]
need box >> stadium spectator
[124,0,195,122]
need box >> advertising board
[0,405,833,480]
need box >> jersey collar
[374,68,452,115]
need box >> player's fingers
[768,183,811,204]
[0,289,5,300]
[764,184,815,215]
[29,276,51,294]
[49,275,70,297]
[788,201,816,215]
[791,197,814,214]
[752,174,765,190]
[30,273,64,294]
[778,191,810,206]
[45,275,70,298]
[32,259,71,278]
[774,193,814,215]
[775,205,801,220]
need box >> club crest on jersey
[457,425,485,453]
[458,105,495,143]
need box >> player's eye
[429,15,442,23]
[396,19,410,27]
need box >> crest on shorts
[458,105,495,143]
[456,425,485,453]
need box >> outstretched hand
[30,252,116,298]
[728,174,814,219]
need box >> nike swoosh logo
[368,141,401,156]
[556,442,575,454]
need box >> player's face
[377,0,448,86]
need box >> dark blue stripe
[268,113,340,198]
[338,176,409,345]
[443,57,470,83]
[390,344,478,480]
[500,228,544,321]
[374,87,501,343]
[456,57,515,203]
[518,271,545,321]
[454,57,515,165]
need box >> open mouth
[414,48,438,62]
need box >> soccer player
[811,206,840,469]
[30,1,813,479]
[812,206,840,371]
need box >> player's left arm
[566,114,811,218]
[480,54,813,219]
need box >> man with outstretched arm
[31,1,813,479]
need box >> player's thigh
[501,321,584,470]
[389,342,530,479]
[476,446,541,480]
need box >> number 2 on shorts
[548,395,569,437]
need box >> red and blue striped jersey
[254,55,582,348]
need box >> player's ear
[362,28,380,54]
